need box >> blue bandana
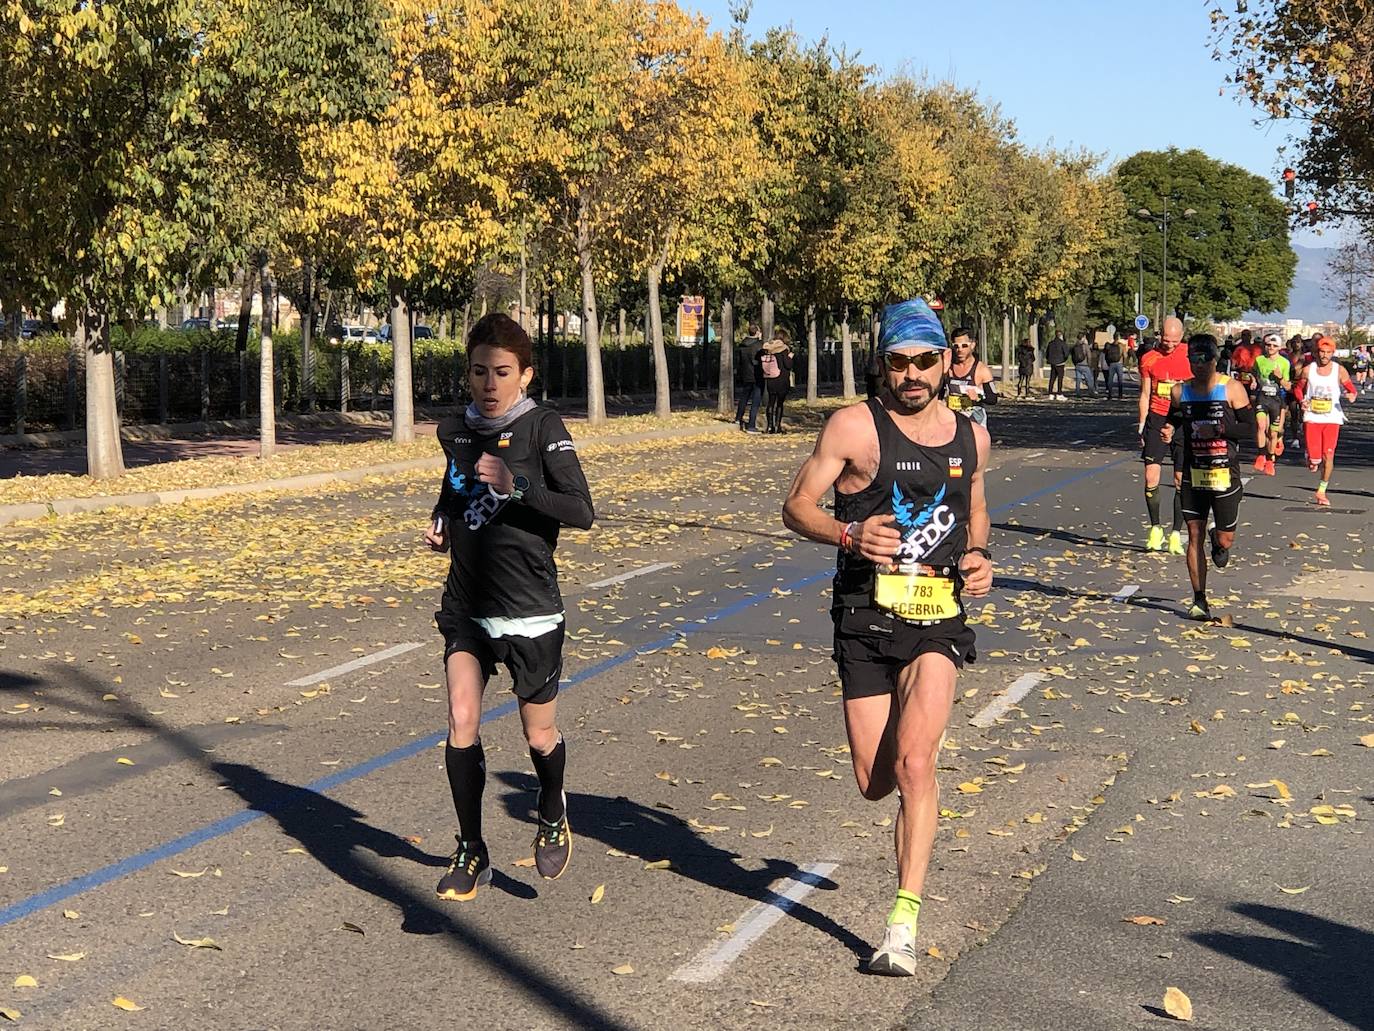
[879,299,947,352]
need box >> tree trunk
[761,292,775,343]
[1028,313,1041,383]
[841,304,855,397]
[647,257,670,418]
[235,266,255,354]
[258,253,277,458]
[578,198,607,424]
[1001,310,1012,388]
[301,258,315,413]
[805,304,819,403]
[81,303,125,480]
[717,295,735,415]
[389,275,415,443]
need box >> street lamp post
[1136,204,1196,321]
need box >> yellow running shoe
[1145,526,1165,552]
[1168,530,1185,556]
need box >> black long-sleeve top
[432,406,594,622]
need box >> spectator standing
[734,323,764,433]
[1015,338,1036,397]
[761,331,794,433]
[1089,335,1107,392]
[1103,335,1126,400]
[1070,334,1095,397]
[1045,331,1069,399]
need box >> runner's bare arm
[1137,361,1152,431]
[782,406,901,563]
[959,422,993,596]
[1339,364,1358,400]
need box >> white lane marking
[670,861,840,983]
[1242,476,1253,486]
[285,642,425,687]
[586,561,674,589]
[970,672,1050,728]
[1113,584,1139,602]
[1069,439,1087,446]
[1025,451,1045,461]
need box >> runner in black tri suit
[942,326,998,426]
[424,313,595,900]
[783,298,992,977]
[1160,334,1253,621]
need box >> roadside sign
[676,296,704,347]
[1134,314,1150,331]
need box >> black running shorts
[441,615,564,704]
[831,606,976,700]
[1141,411,1179,466]
[1255,395,1284,424]
[1179,479,1243,533]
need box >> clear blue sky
[688,0,1326,246]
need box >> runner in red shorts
[1292,336,1357,505]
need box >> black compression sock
[445,741,486,845]
[1172,490,1185,533]
[530,736,567,822]
[1144,485,1161,526]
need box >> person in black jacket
[734,323,764,433]
[424,313,595,901]
[1015,338,1036,397]
[1045,332,1069,399]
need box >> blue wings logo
[892,483,946,535]
[447,460,466,494]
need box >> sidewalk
[0,410,739,527]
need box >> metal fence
[0,338,848,436]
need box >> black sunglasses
[885,351,944,372]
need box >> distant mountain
[1245,244,1336,323]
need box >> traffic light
[1307,200,1320,226]
[1282,168,1296,200]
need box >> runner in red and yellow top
[1137,316,1193,553]
[1292,335,1357,505]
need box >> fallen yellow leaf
[12,975,37,988]
[611,964,634,976]
[115,757,135,766]
[512,856,536,868]
[1359,733,1374,748]
[112,997,145,1012]
[1123,915,1167,925]
[1277,885,1310,895]
[46,952,85,962]
[172,933,221,950]
[643,859,672,870]
[1163,986,1193,1021]
[590,884,605,904]
[0,1008,21,1022]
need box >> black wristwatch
[510,475,529,502]
[964,546,992,561]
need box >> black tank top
[833,398,977,609]
[1178,380,1241,484]
[944,358,981,410]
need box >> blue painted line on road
[0,451,1125,929]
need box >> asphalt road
[1,394,1371,1031]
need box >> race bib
[874,570,959,624]
[1261,383,1279,396]
[1190,467,1232,490]
[946,392,965,410]
[1311,398,1333,414]
[1155,380,1175,397]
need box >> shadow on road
[1192,903,1374,1031]
[9,666,636,1031]
[493,771,871,963]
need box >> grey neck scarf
[464,395,536,435]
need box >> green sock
[1318,480,1329,492]
[887,889,922,928]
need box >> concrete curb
[0,421,738,527]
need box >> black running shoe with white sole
[436,839,491,901]
[1209,527,1231,568]
[533,791,572,880]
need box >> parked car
[376,323,434,342]
[328,324,379,345]
[19,318,55,339]
[179,317,213,332]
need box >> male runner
[1292,335,1357,505]
[425,313,595,900]
[1250,332,1291,475]
[782,298,993,976]
[1160,334,1254,620]
[1137,316,1192,553]
[942,326,998,425]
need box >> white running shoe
[868,921,918,976]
